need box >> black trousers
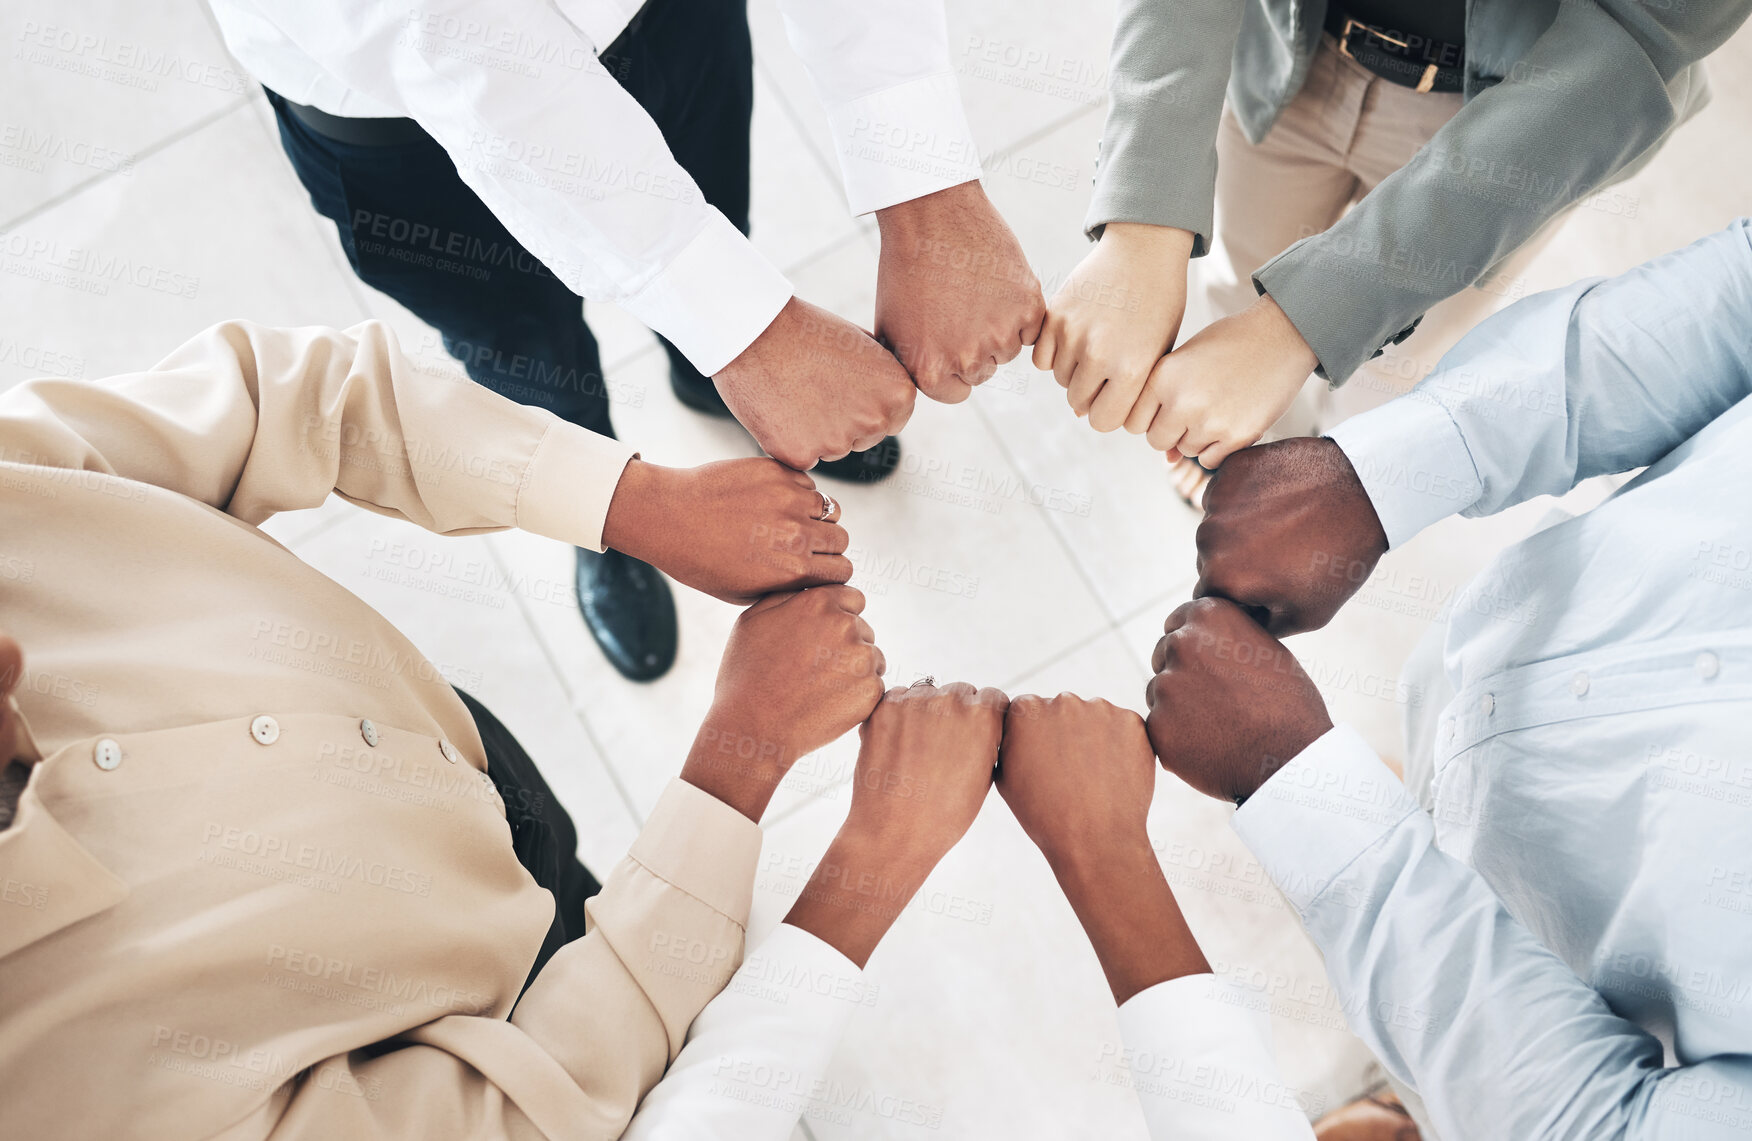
[455,688,602,992]
[266,0,753,435]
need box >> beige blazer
[0,321,761,1140]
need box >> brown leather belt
[1324,10,1465,94]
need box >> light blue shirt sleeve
[1328,219,1752,548]
[1233,725,1752,1140]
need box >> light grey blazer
[1088,0,1742,381]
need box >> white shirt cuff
[619,209,793,377]
[826,72,984,216]
[1232,724,1421,913]
[1116,975,1316,1139]
[621,922,865,1140]
[1327,393,1483,550]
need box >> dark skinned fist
[1194,436,1388,637]
[1145,598,1333,804]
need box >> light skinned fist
[602,457,852,605]
[1034,223,1193,433]
[875,181,1046,404]
[715,296,916,470]
[1194,437,1388,636]
[681,585,884,821]
[1127,294,1318,467]
[1145,598,1332,805]
[996,693,1157,870]
[841,681,1009,866]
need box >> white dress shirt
[205,0,982,375]
[1234,220,1752,1139]
[623,936,1314,1137]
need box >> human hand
[1194,437,1387,637]
[602,457,852,605]
[785,681,1007,967]
[714,296,916,470]
[1127,294,1318,467]
[1145,598,1332,805]
[681,586,884,821]
[995,693,1156,869]
[1033,224,1193,432]
[875,181,1046,404]
[996,693,1209,1003]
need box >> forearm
[775,0,980,214]
[1053,841,1209,1006]
[0,320,634,545]
[622,924,865,1141]
[783,823,936,969]
[1327,221,1752,547]
[1259,0,1736,383]
[1234,726,1735,1140]
[1085,0,1244,250]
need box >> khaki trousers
[1195,35,1560,437]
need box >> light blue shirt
[1234,219,1752,1140]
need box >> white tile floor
[6,2,1751,1136]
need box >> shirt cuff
[1116,974,1315,1138]
[516,418,637,554]
[621,923,866,1140]
[825,72,983,216]
[630,779,766,925]
[1326,392,1483,550]
[1253,236,1423,385]
[1232,724,1421,914]
[620,210,793,377]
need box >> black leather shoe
[573,548,677,682]
[666,353,901,483]
[667,348,734,417]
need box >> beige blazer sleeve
[260,780,764,1141]
[0,319,635,550]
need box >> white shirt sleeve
[774,0,983,215]
[1115,974,1317,1140]
[621,922,868,1140]
[1326,220,1752,550]
[217,0,792,376]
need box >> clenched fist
[786,681,1007,968]
[1145,598,1332,805]
[1195,436,1388,637]
[875,182,1046,404]
[996,693,1155,870]
[715,297,916,470]
[844,681,1008,864]
[603,457,851,605]
[1034,223,1193,433]
[1127,294,1318,467]
[681,585,885,821]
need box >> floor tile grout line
[485,539,648,829]
[1,95,256,233]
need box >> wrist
[1051,838,1210,1005]
[600,458,669,565]
[677,709,794,823]
[874,179,982,237]
[1099,222,1194,258]
[784,827,934,968]
[1255,292,1319,374]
